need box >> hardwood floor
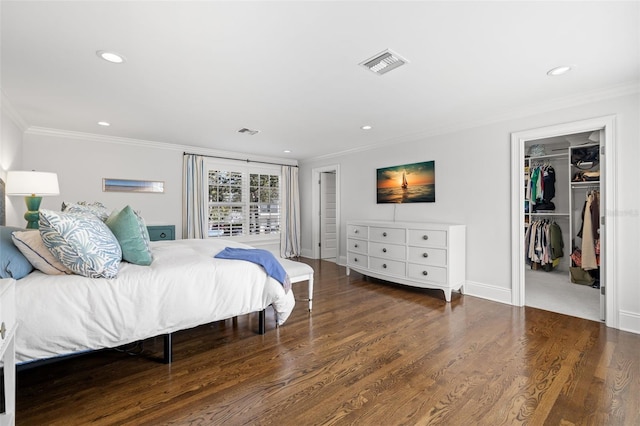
[16,259,640,425]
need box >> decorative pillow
[11,230,73,275]
[106,206,153,266]
[0,226,34,279]
[61,201,111,222]
[39,209,122,278]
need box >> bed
[13,238,297,365]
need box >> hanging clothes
[524,219,564,270]
[527,164,556,210]
[581,191,598,270]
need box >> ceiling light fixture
[361,125,372,130]
[97,121,111,126]
[360,49,408,75]
[547,65,572,76]
[283,150,291,153]
[97,50,126,64]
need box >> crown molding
[0,90,29,132]
[301,80,639,163]
[24,127,298,167]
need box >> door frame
[510,115,617,328]
[311,164,341,260]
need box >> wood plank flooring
[16,259,640,425]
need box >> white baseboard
[619,310,640,335]
[464,280,512,305]
[300,248,314,259]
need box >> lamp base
[24,196,42,229]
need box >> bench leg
[308,275,314,312]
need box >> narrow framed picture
[103,178,164,193]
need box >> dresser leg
[443,289,452,302]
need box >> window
[206,161,280,239]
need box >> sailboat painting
[376,161,435,204]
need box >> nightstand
[147,225,175,241]
[0,278,16,426]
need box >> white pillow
[39,209,122,278]
[11,230,73,275]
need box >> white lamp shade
[5,171,60,196]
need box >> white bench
[279,258,314,311]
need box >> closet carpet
[525,268,600,322]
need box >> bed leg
[258,309,266,334]
[163,333,172,364]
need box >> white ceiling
[2,1,638,161]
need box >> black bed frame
[18,309,266,371]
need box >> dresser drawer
[407,263,447,284]
[369,227,405,244]
[347,238,368,255]
[347,224,368,239]
[369,242,405,260]
[147,225,175,241]
[348,252,368,268]
[369,257,405,276]
[408,229,447,247]
[408,247,447,266]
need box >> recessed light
[97,121,111,126]
[547,65,572,76]
[361,125,372,130]
[283,150,291,153]
[97,50,126,64]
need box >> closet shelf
[526,152,569,161]
[571,181,600,187]
[530,212,569,217]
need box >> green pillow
[106,206,153,266]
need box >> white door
[320,172,337,260]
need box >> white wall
[1,107,25,225]
[299,92,640,333]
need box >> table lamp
[6,171,60,229]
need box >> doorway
[311,165,341,262]
[511,116,617,327]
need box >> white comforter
[15,238,295,364]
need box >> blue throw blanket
[214,247,291,293]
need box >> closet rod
[183,152,298,168]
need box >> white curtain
[183,154,207,239]
[280,165,301,258]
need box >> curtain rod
[183,152,298,168]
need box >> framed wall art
[376,160,435,204]
[103,178,164,193]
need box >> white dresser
[0,279,16,426]
[346,221,466,302]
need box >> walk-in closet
[523,130,603,321]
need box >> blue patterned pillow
[61,201,111,222]
[39,209,122,278]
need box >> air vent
[238,128,260,135]
[359,49,408,75]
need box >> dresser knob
[382,264,387,268]
[383,232,387,237]
[354,229,359,234]
[354,258,358,262]
[160,232,166,238]
[0,322,6,340]
[423,252,429,258]
[382,248,387,253]
[354,243,358,248]
[422,271,428,276]
[423,235,429,240]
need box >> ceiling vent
[359,49,408,75]
[238,127,260,136]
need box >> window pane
[208,168,280,238]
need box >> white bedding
[15,238,295,364]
